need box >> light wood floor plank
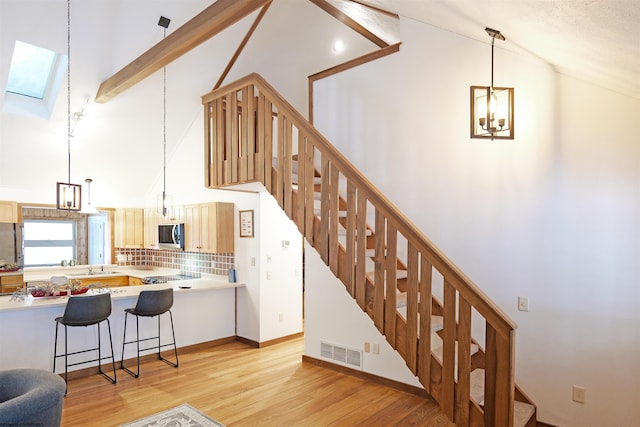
[61,337,454,426]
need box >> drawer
[0,274,23,285]
[1,283,24,293]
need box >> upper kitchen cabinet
[143,208,160,248]
[115,208,144,248]
[183,202,234,253]
[0,201,18,223]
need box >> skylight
[3,40,66,119]
[6,41,57,99]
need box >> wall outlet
[266,271,271,280]
[364,342,370,353]
[372,343,379,354]
[572,385,586,403]
[278,313,284,322]
[251,257,256,266]
[518,296,529,311]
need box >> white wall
[231,183,303,344]
[308,17,640,427]
[304,243,422,386]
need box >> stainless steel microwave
[158,223,185,250]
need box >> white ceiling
[1,0,638,207]
[360,0,640,99]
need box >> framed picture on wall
[239,209,254,238]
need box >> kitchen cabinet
[0,274,24,293]
[0,201,18,223]
[143,208,160,248]
[115,208,144,248]
[128,276,144,286]
[183,202,234,253]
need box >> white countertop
[0,268,244,312]
[22,265,179,282]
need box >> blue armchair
[0,369,66,426]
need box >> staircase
[201,73,537,427]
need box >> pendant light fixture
[156,15,173,217]
[470,27,514,140]
[81,178,99,214]
[57,0,82,210]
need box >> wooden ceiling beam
[95,0,271,103]
[308,0,398,48]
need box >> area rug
[120,403,225,427]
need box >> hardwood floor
[61,336,454,426]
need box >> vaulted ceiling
[1,0,637,207]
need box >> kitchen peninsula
[0,265,244,375]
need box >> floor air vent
[320,341,362,369]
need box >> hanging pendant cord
[67,0,71,185]
[162,26,167,215]
[490,36,495,91]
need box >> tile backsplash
[115,248,234,276]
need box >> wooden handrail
[201,73,521,426]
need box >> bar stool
[120,288,178,377]
[53,293,117,392]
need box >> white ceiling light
[333,39,345,53]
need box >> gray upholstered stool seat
[53,293,117,392]
[0,368,66,427]
[121,288,179,377]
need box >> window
[23,220,77,267]
[6,41,57,99]
[3,40,66,119]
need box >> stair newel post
[484,323,515,427]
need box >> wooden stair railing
[201,73,536,427]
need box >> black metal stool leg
[158,310,179,368]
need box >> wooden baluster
[328,164,339,275]
[373,209,385,331]
[441,279,456,419]
[355,192,367,310]
[214,98,225,186]
[319,156,330,263]
[294,131,306,233]
[239,85,249,181]
[283,118,293,217]
[345,181,356,297]
[384,223,397,346]
[406,241,419,374]
[224,93,233,184]
[418,253,433,391]
[455,295,472,426]
[303,144,315,245]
